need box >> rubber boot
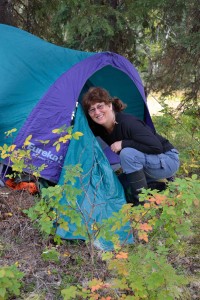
[117,173,131,202]
[126,169,148,206]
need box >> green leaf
[0,288,6,297]
[59,221,69,231]
[192,174,198,180]
[4,128,17,136]
[61,286,78,299]
[0,270,6,278]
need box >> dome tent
[0,24,153,250]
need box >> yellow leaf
[33,171,39,177]
[91,223,99,231]
[89,279,104,292]
[37,139,50,144]
[63,134,72,140]
[52,129,59,133]
[144,203,151,208]
[73,132,84,140]
[56,143,60,152]
[5,212,13,217]
[138,232,148,242]
[9,144,16,152]
[134,215,141,222]
[23,135,32,147]
[177,193,182,198]
[59,134,72,143]
[62,252,71,257]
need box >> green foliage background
[0,0,199,113]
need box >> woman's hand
[110,141,122,153]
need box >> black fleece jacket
[91,112,174,154]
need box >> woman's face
[88,102,113,126]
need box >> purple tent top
[13,52,153,183]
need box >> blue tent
[0,24,154,249]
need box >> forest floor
[0,186,200,300]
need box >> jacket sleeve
[121,119,163,154]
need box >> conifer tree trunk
[0,0,15,25]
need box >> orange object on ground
[5,179,38,194]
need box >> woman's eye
[88,104,105,114]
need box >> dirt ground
[0,186,200,299]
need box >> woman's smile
[88,102,113,127]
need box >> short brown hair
[82,87,127,114]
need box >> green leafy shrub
[1,120,199,299]
[41,247,60,263]
[24,164,84,245]
[61,174,200,299]
[0,265,24,300]
[152,103,200,176]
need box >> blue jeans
[120,148,180,182]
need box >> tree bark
[0,0,15,25]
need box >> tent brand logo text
[27,142,63,163]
